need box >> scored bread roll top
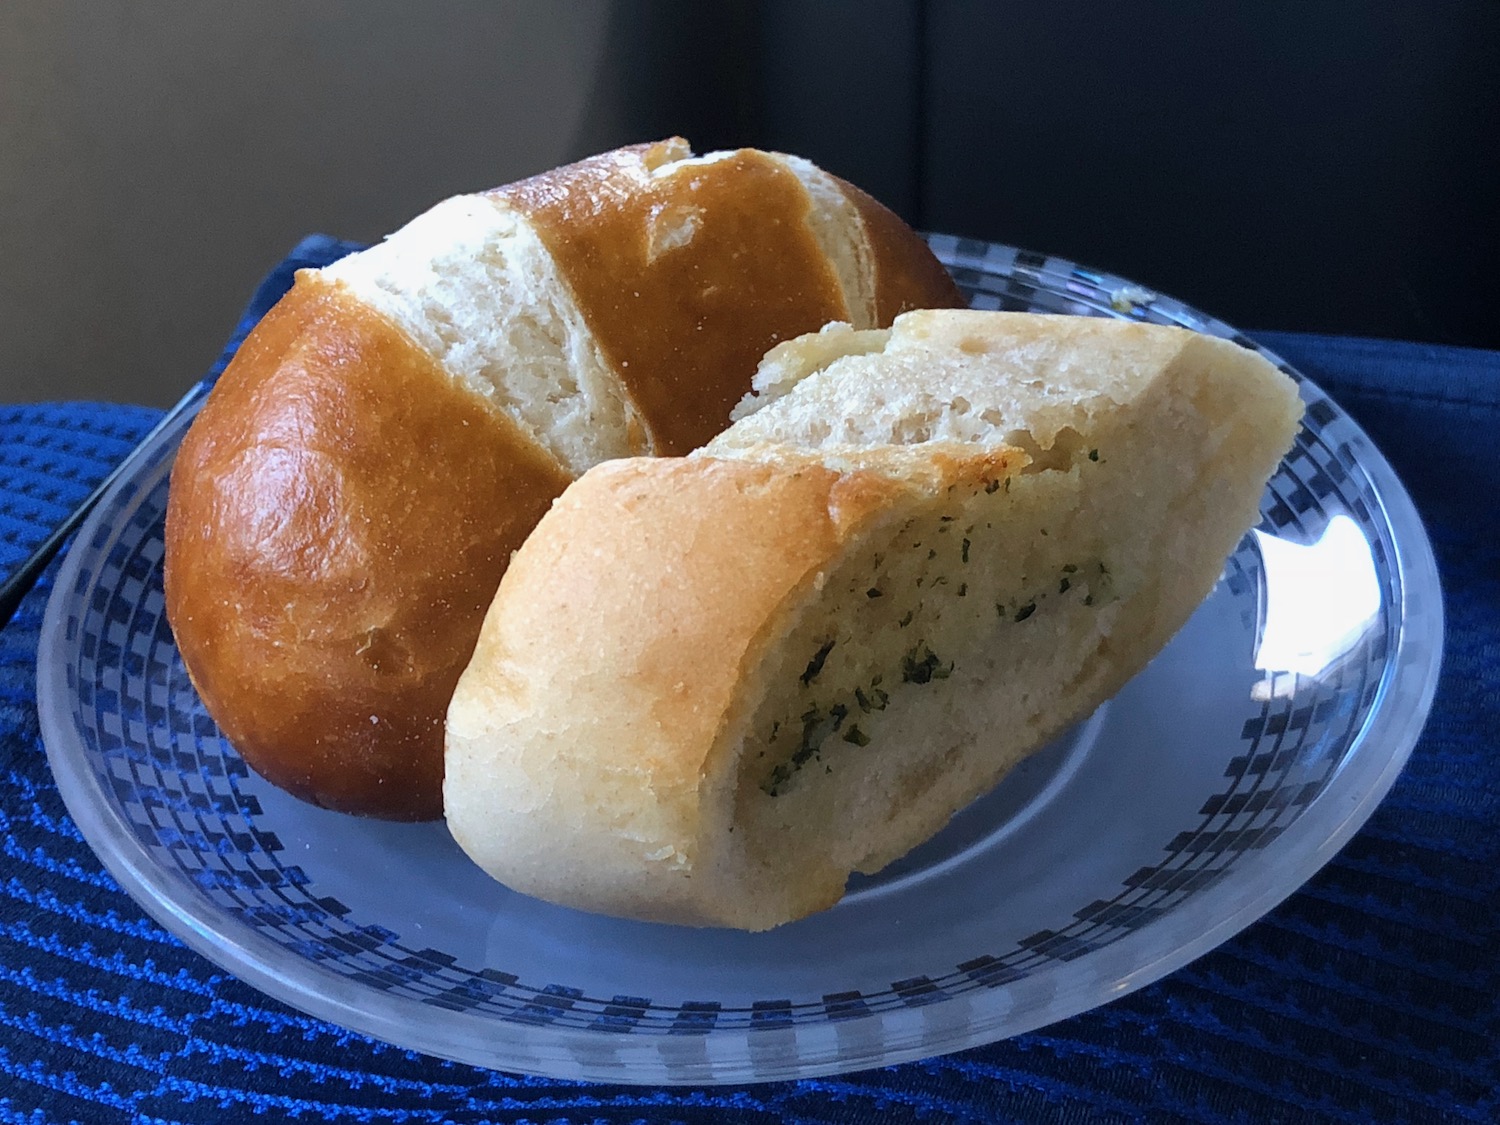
[164,138,963,821]
[444,311,1304,930]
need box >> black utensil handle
[0,383,211,630]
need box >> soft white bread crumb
[445,312,1302,929]
[722,309,1221,449]
[445,311,1303,930]
[319,145,901,477]
[700,312,1305,897]
[776,155,876,325]
[321,193,640,475]
[730,321,879,420]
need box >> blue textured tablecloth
[2,238,1495,1123]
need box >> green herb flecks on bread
[443,310,1303,930]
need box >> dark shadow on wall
[567,1,768,167]
[922,1,1500,348]
[567,0,1498,348]
[568,0,926,222]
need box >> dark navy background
[596,1,1500,352]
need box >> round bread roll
[164,138,963,821]
[444,310,1304,931]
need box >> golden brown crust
[837,178,965,322]
[501,145,853,455]
[465,457,874,774]
[446,456,910,926]
[165,275,571,820]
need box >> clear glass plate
[37,238,1443,1084]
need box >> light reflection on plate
[1252,516,1383,701]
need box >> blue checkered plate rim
[37,238,1443,1084]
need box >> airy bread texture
[444,310,1304,930]
[320,192,632,476]
[165,139,961,821]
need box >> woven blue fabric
[0,239,1495,1123]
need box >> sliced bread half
[443,310,1304,929]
